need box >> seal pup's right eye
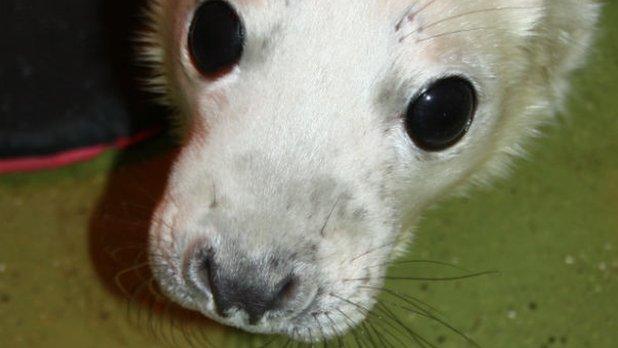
[188,0,245,77]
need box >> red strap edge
[0,127,163,174]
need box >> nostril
[192,250,214,291]
[198,256,229,316]
[201,256,215,287]
[275,275,299,306]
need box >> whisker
[320,196,342,237]
[179,314,202,348]
[105,243,147,261]
[359,321,378,348]
[324,234,407,270]
[370,317,408,348]
[417,27,500,43]
[335,308,364,348]
[131,281,159,340]
[401,5,543,42]
[313,313,329,348]
[363,320,391,348]
[331,293,394,347]
[376,287,479,347]
[114,261,150,297]
[152,296,174,345]
[332,292,417,347]
[290,328,300,348]
[281,338,294,348]
[347,238,400,264]
[345,270,499,283]
[367,259,469,271]
[384,269,500,281]
[333,294,410,348]
[414,0,441,16]
[366,304,421,347]
[259,335,280,348]
[396,0,440,31]
[378,303,436,348]
[307,328,314,347]
[325,312,345,348]
[366,285,441,315]
[165,303,184,348]
[329,293,370,315]
[191,322,215,348]
[389,300,479,348]
[427,6,541,32]
[366,299,426,347]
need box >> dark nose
[201,257,299,325]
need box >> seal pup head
[141,0,598,341]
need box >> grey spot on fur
[309,177,339,205]
[269,255,281,269]
[241,25,284,69]
[210,183,219,209]
[352,208,369,221]
[234,152,255,172]
[262,24,282,52]
[373,70,411,125]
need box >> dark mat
[0,0,167,172]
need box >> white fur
[140,0,599,341]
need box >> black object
[0,0,167,168]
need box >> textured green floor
[1,5,617,348]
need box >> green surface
[1,5,617,348]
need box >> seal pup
[140,0,599,342]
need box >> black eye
[189,1,245,77]
[404,77,477,151]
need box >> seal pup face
[142,0,598,341]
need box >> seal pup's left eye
[404,77,477,151]
[188,0,245,77]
